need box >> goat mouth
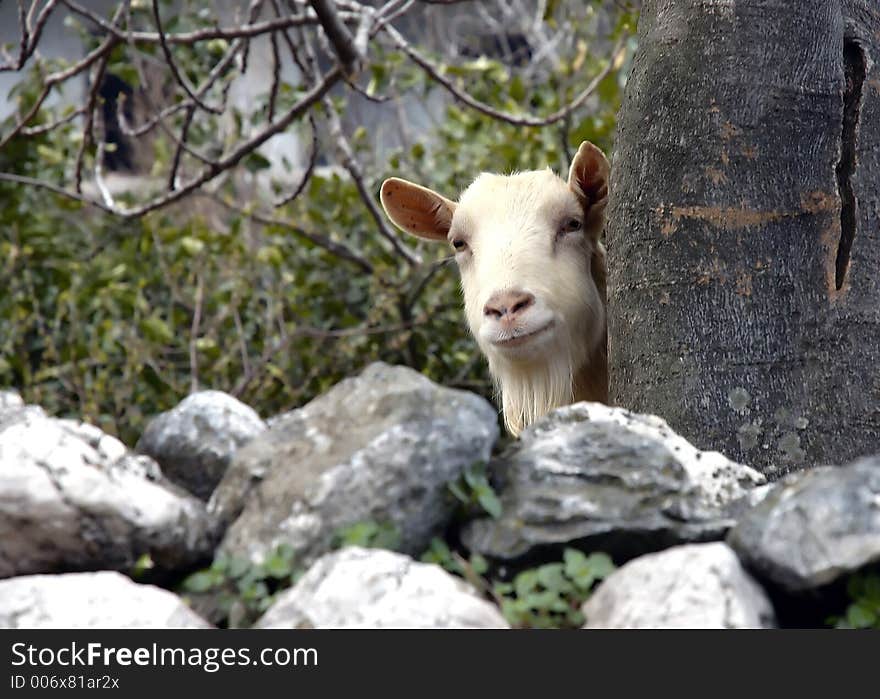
[491,321,555,348]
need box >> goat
[380,141,610,436]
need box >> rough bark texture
[607,0,880,476]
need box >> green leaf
[508,75,526,103]
[244,152,271,173]
[447,480,468,502]
[181,570,220,593]
[536,563,573,594]
[847,603,877,629]
[514,570,539,598]
[469,553,489,576]
[180,236,205,256]
[264,549,295,579]
[226,556,252,580]
[585,552,616,579]
[139,314,174,344]
[476,487,502,518]
[131,553,154,578]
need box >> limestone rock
[255,547,508,629]
[582,542,775,628]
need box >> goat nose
[483,290,535,320]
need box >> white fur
[380,145,608,436]
[453,171,604,435]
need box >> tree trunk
[606,0,880,476]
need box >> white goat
[380,141,610,435]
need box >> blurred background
[0,0,638,445]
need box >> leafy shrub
[421,537,490,578]
[333,520,402,550]
[0,4,633,447]
[421,539,615,629]
[447,461,503,520]
[495,550,615,629]
[179,544,300,629]
[179,520,400,628]
[827,572,880,629]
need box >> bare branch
[267,30,282,122]
[209,194,375,276]
[0,172,119,215]
[274,116,319,207]
[383,23,629,127]
[1,0,60,72]
[167,106,198,191]
[20,106,86,136]
[73,48,113,193]
[0,29,120,149]
[93,141,115,208]
[152,0,222,114]
[9,0,30,72]
[308,0,362,76]
[190,273,205,393]
[323,95,421,267]
[1,66,342,219]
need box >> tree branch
[383,23,629,127]
[308,0,362,76]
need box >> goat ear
[568,141,610,239]
[380,177,456,241]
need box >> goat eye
[561,218,582,234]
[452,238,467,252]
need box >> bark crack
[834,39,866,290]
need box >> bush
[0,4,632,445]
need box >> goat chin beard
[489,348,576,437]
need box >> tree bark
[606,0,880,476]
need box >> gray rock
[463,402,765,561]
[0,572,210,628]
[211,363,498,567]
[0,399,215,578]
[727,455,880,591]
[255,547,508,629]
[582,542,775,629]
[137,390,266,501]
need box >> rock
[0,390,43,428]
[0,398,215,579]
[0,572,210,628]
[211,362,498,567]
[137,390,266,501]
[463,402,765,561]
[582,542,775,628]
[0,391,24,414]
[255,547,508,628]
[727,455,880,591]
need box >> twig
[383,23,628,127]
[93,141,115,208]
[0,172,118,215]
[0,66,341,219]
[20,106,86,136]
[74,46,114,193]
[190,273,204,393]
[58,7,325,45]
[308,0,362,76]
[0,27,120,149]
[267,30,282,122]
[274,116,318,207]
[0,0,59,72]
[207,193,375,275]
[232,305,253,385]
[323,95,421,267]
[152,0,222,114]
[168,105,197,190]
